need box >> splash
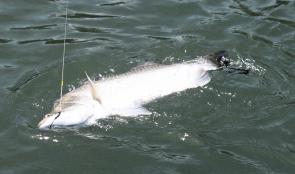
[231,54,266,75]
[31,134,59,143]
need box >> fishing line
[59,0,68,110]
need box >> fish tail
[207,50,230,67]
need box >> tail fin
[207,50,230,67]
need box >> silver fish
[38,50,229,129]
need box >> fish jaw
[38,102,110,129]
[38,111,92,129]
[38,113,59,129]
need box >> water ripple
[232,30,274,45]
[1,0,295,173]
[17,37,112,45]
[217,149,271,173]
[0,38,12,43]
[259,0,290,11]
[10,24,58,30]
[99,2,126,7]
[61,12,120,19]
[74,26,106,33]
[231,0,264,17]
[266,17,295,28]
[7,70,40,92]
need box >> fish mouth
[38,112,61,129]
[38,116,54,129]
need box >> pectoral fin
[85,72,102,104]
[114,106,152,117]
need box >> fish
[38,50,230,129]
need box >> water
[1,0,295,173]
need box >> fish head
[38,107,95,129]
[38,112,61,129]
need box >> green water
[1,0,295,173]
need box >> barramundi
[38,50,230,129]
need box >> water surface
[1,0,295,173]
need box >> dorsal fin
[85,72,102,104]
